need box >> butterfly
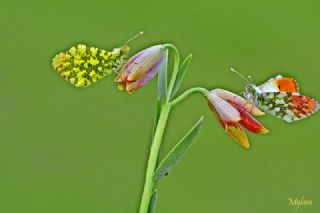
[51,32,143,87]
[231,68,319,122]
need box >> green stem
[138,104,171,213]
[164,44,180,101]
[169,87,209,107]
[139,44,203,213]
[138,44,179,213]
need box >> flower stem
[164,44,180,101]
[139,44,200,213]
[139,44,179,213]
[138,103,171,213]
[169,87,209,107]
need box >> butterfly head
[244,83,261,103]
[230,68,260,102]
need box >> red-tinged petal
[237,107,269,134]
[207,92,241,124]
[208,103,227,129]
[208,103,250,149]
[117,82,126,91]
[115,51,144,82]
[225,124,250,149]
[212,89,265,116]
[127,45,165,81]
[125,61,161,93]
[114,45,165,93]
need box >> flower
[115,45,166,93]
[52,44,129,87]
[207,89,269,148]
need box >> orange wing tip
[275,77,299,92]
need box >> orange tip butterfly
[231,68,319,122]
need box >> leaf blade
[153,116,204,181]
[151,98,161,144]
[147,189,158,213]
[150,98,162,167]
[158,50,168,103]
[170,54,192,100]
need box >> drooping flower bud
[207,89,268,149]
[115,45,166,93]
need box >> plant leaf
[170,54,192,100]
[158,50,168,103]
[153,116,204,181]
[150,98,162,167]
[147,189,158,213]
[151,98,161,144]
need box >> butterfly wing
[258,75,299,92]
[255,92,319,122]
[52,44,129,87]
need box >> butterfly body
[243,75,319,122]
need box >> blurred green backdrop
[0,0,319,212]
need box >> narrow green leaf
[147,189,158,213]
[150,98,162,167]
[158,50,168,103]
[170,54,192,100]
[153,116,204,181]
[151,98,161,144]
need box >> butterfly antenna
[230,68,250,83]
[125,31,144,45]
[247,75,254,84]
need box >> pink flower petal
[237,107,269,134]
[114,45,165,93]
[208,103,250,149]
[207,92,241,124]
[212,89,265,116]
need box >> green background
[0,0,319,212]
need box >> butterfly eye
[245,84,255,94]
[249,86,255,93]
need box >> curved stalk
[164,44,180,101]
[139,44,205,213]
[139,44,180,213]
[169,87,209,107]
